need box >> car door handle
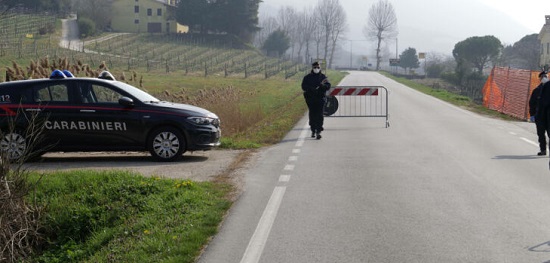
[80,109,96,113]
[25,108,41,112]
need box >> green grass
[30,170,232,263]
[135,70,347,148]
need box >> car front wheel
[147,127,186,162]
[0,131,27,161]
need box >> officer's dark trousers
[536,121,547,152]
[305,96,325,133]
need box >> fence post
[224,63,228,77]
[501,67,510,113]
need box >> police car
[0,70,221,161]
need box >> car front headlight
[187,116,219,126]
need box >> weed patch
[30,170,231,262]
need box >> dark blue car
[0,70,221,161]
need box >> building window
[134,19,139,24]
[147,8,152,16]
[134,6,139,13]
[157,9,162,16]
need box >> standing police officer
[535,71,550,162]
[302,61,331,139]
[529,71,549,155]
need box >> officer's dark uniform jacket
[529,84,543,118]
[537,81,550,126]
[302,71,331,100]
[301,70,331,133]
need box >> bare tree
[316,0,347,68]
[297,8,318,64]
[312,18,325,62]
[277,6,298,59]
[363,0,398,70]
[326,2,347,69]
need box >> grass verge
[30,170,232,263]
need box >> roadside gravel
[23,149,259,199]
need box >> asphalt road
[197,71,550,263]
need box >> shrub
[426,64,445,78]
[38,23,55,35]
[440,71,460,85]
[77,17,96,38]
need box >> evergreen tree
[399,47,420,73]
[215,0,260,42]
[176,0,211,34]
[452,35,502,74]
[176,0,260,43]
[262,29,290,57]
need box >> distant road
[198,71,550,263]
[59,15,129,53]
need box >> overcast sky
[260,0,548,59]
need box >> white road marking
[240,186,287,263]
[279,175,291,182]
[520,137,539,147]
[239,122,308,263]
[295,123,309,147]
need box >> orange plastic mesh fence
[482,66,539,120]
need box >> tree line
[255,0,347,69]
[0,0,262,44]
[2,0,542,78]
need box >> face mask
[313,68,321,74]
[542,77,549,84]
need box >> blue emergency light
[49,69,67,79]
[62,70,75,77]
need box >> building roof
[153,0,177,7]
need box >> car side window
[34,84,69,103]
[78,84,96,103]
[91,84,122,103]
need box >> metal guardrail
[324,86,389,128]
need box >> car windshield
[112,81,160,103]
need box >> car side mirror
[119,96,134,107]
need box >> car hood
[152,101,219,119]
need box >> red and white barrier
[325,86,389,128]
[329,87,378,96]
